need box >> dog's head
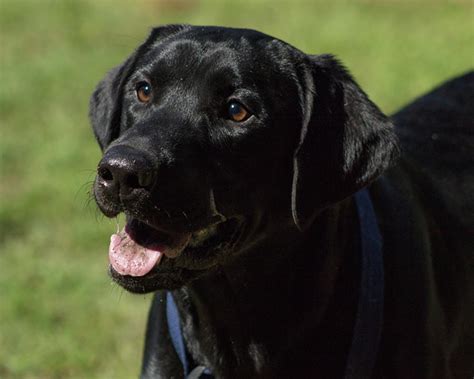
[90,25,398,293]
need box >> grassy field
[0,0,472,377]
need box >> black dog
[90,25,473,378]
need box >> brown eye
[228,101,250,122]
[136,81,152,103]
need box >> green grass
[0,0,472,377]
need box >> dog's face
[90,25,398,293]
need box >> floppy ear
[291,54,399,230]
[89,24,190,150]
[89,56,135,150]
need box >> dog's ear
[291,54,399,230]
[89,56,135,150]
[89,24,190,150]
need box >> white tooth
[210,189,226,221]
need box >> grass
[0,0,472,377]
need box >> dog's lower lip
[110,264,177,278]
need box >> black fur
[89,25,473,378]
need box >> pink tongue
[109,230,163,277]
[108,228,192,277]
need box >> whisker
[75,180,95,203]
[115,217,121,233]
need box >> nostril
[123,171,155,190]
[138,171,155,189]
[97,147,156,193]
[124,173,140,189]
[98,166,114,182]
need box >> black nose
[97,146,156,196]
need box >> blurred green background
[0,0,472,377]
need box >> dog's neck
[173,198,360,377]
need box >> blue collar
[166,188,384,379]
[345,188,384,378]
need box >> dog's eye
[136,81,152,103]
[227,101,250,122]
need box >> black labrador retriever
[89,25,473,378]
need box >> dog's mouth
[108,217,240,279]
